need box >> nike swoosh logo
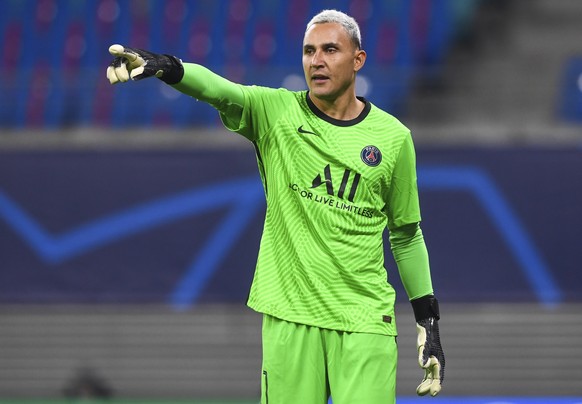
[298,125,318,136]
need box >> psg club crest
[361,145,382,167]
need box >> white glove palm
[416,318,445,396]
[106,45,147,84]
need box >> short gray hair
[306,9,362,49]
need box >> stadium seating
[0,0,480,128]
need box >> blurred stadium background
[1,0,581,403]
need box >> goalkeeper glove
[106,44,184,85]
[411,295,445,397]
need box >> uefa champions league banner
[0,147,580,306]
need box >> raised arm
[106,44,244,119]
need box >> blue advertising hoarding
[0,147,580,306]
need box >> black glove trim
[158,54,184,85]
[411,295,440,322]
[118,47,184,84]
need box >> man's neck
[310,92,365,121]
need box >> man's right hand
[106,44,183,85]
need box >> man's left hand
[416,317,445,396]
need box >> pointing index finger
[108,44,138,62]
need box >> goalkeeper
[107,9,444,404]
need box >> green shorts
[261,314,397,404]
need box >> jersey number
[311,164,361,202]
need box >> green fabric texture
[170,64,433,335]
[261,314,397,404]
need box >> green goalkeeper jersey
[222,86,421,336]
[174,64,432,336]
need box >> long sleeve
[171,63,246,129]
[389,222,434,300]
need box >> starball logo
[289,164,374,218]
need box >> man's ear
[354,49,366,72]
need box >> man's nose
[310,50,324,67]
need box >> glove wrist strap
[411,295,440,322]
[158,55,184,85]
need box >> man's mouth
[311,74,329,83]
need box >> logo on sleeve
[360,145,382,167]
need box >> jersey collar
[306,92,371,127]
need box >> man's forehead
[303,22,351,46]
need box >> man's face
[302,22,365,102]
